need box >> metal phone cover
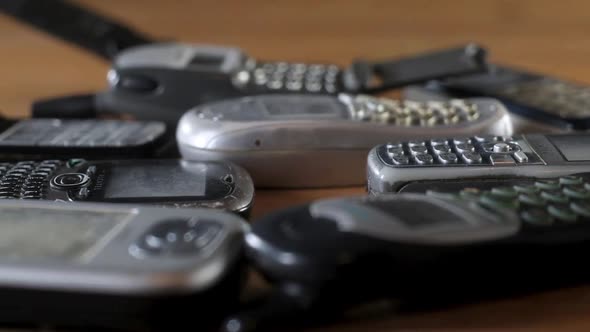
[177,93,512,188]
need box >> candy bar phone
[0,158,254,216]
[403,65,590,130]
[0,118,170,159]
[0,200,247,331]
[235,187,590,331]
[177,94,512,188]
[367,133,590,195]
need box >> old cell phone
[367,133,590,195]
[177,94,512,188]
[0,117,171,159]
[233,185,590,331]
[403,65,590,130]
[0,199,247,331]
[0,158,254,216]
[90,43,488,126]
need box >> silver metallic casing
[177,94,513,188]
[367,134,590,194]
[0,200,247,295]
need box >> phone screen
[0,206,131,261]
[104,164,208,199]
[548,134,590,161]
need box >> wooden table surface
[2,0,590,331]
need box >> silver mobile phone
[177,94,512,188]
[367,133,590,195]
[0,199,247,331]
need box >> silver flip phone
[177,94,512,188]
[367,133,590,194]
[0,200,247,330]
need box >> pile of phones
[2,0,590,331]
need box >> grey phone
[177,94,512,188]
[367,133,590,194]
[0,200,248,330]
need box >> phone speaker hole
[254,139,261,147]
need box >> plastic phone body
[0,199,247,331]
[0,118,170,159]
[402,65,590,131]
[95,43,488,126]
[177,94,512,188]
[0,158,254,216]
[367,133,590,195]
[242,187,590,329]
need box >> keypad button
[534,180,561,191]
[491,187,518,199]
[559,176,584,186]
[461,152,483,164]
[453,137,471,145]
[386,142,402,149]
[541,191,569,204]
[518,194,546,207]
[437,152,458,164]
[455,143,475,153]
[430,138,449,146]
[473,135,500,143]
[459,189,481,201]
[479,193,519,210]
[489,154,515,166]
[408,140,426,147]
[409,146,428,155]
[548,205,577,222]
[563,186,590,199]
[391,156,410,165]
[520,209,554,226]
[414,154,434,165]
[571,201,590,217]
[433,144,451,154]
[387,146,405,157]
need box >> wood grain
[2,0,590,330]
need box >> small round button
[387,146,405,157]
[491,187,518,199]
[50,173,90,190]
[492,142,511,153]
[408,140,426,147]
[571,201,590,217]
[540,191,569,204]
[518,194,546,207]
[563,186,590,199]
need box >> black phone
[0,158,254,217]
[229,178,590,330]
[404,65,590,130]
[0,118,173,159]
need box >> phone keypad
[0,160,62,199]
[340,95,481,126]
[498,78,590,119]
[381,135,543,167]
[0,120,165,148]
[249,61,341,94]
[430,175,590,228]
